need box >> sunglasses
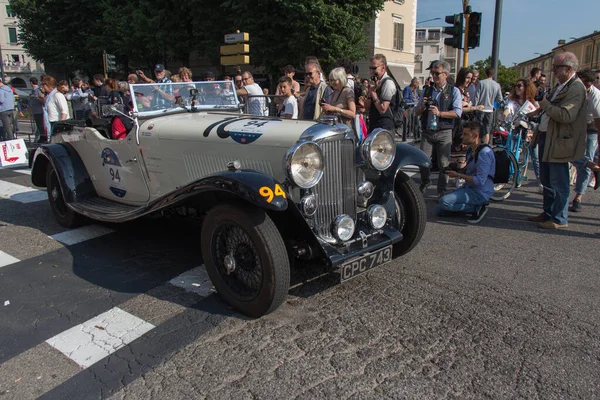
[431,71,445,76]
[552,64,569,70]
[515,84,524,88]
[369,66,379,70]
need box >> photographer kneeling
[436,121,495,224]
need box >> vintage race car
[31,81,430,317]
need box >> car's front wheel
[391,177,427,257]
[201,203,290,317]
[46,164,85,228]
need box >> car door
[77,127,150,205]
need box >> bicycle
[489,116,535,201]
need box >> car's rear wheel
[46,164,85,228]
[201,203,290,317]
[392,178,427,257]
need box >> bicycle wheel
[490,149,518,202]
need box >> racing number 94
[259,184,286,203]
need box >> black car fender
[382,142,431,185]
[30,144,96,203]
[193,170,288,211]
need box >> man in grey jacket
[474,67,502,144]
[0,80,15,140]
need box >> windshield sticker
[101,148,127,198]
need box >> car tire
[46,164,85,228]
[201,203,290,318]
[392,178,427,257]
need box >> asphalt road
[0,161,598,400]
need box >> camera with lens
[534,87,547,102]
[423,98,437,109]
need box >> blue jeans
[436,187,488,216]
[529,144,540,181]
[538,135,570,225]
[572,132,598,195]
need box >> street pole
[462,0,470,68]
[491,0,503,80]
[0,43,4,83]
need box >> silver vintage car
[31,81,430,317]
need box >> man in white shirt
[569,69,600,212]
[42,76,68,137]
[236,71,266,116]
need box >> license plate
[340,245,393,283]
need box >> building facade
[0,0,44,88]
[514,31,600,88]
[355,0,417,87]
[413,26,459,85]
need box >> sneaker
[569,200,582,213]
[419,182,431,194]
[538,184,544,193]
[594,169,600,190]
[538,220,568,230]
[468,206,488,224]
[527,214,549,223]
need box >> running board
[69,196,147,222]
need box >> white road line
[14,169,32,175]
[49,225,115,246]
[45,307,155,369]
[169,266,214,297]
[0,180,47,203]
[0,250,20,268]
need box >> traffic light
[467,12,482,49]
[443,14,463,49]
[105,53,117,72]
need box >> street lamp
[416,17,441,25]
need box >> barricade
[401,103,421,143]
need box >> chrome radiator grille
[312,138,356,241]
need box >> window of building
[415,61,423,74]
[428,30,441,41]
[8,27,17,44]
[11,54,19,63]
[5,6,16,18]
[416,30,426,41]
[393,22,404,51]
[415,45,423,54]
[596,43,600,64]
[430,45,439,54]
[585,45,593,64]
[393,0,405,4]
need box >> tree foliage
[10,0,385,77]
[470,56,519,93]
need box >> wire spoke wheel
[213,222,263,300]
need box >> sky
[416,0,599,66]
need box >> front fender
[387,142,431,173]
[31,144,96,203]
[195,170,288,211]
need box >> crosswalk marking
[169,266,214,297]
[0,180,47,203]
[49,225,115,246]
[45,307,155,369]
[0,250,20,268]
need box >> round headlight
[284,141,324,189]
[332,215,355,242]
[361,129,395,171]
[300,194,318,216]
[368,205,387,229]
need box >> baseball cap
[425,61,436,71]
[205,71,215,79]
[154,64,165,72]
[212,83,220,89]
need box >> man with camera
[528,52,587,229]
[415,60,462,197]
[437,121,495,223]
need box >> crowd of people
[7,51,599,227]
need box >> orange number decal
[259,186,274,203]
[274,184,287,199]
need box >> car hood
[139,111,318,148]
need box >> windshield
[130,81,239,116]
